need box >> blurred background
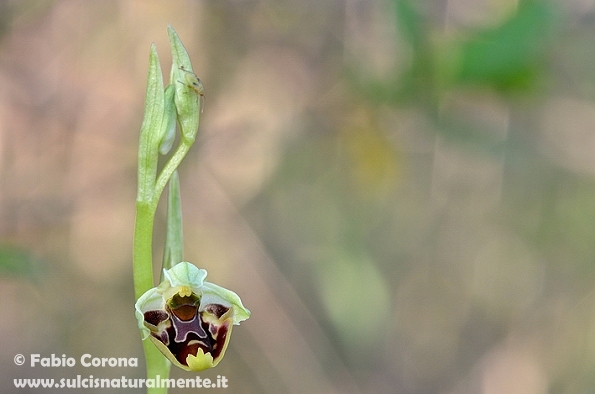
[1,0,595,392]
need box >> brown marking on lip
[204,304,229,319]
[144,310,169,327]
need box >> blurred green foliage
[0,244,38,278]
[453,1,554,91]
[361,0,557,103]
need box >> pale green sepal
[135,310,150,340]
[134,287,164,339]
[163,261,207,290]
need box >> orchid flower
[135,262,250,371]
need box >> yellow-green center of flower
[178,285,192,297]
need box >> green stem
[134,201,171,394]
[142,341,171,394]
[133,201,155,300]
[154,141,191,203]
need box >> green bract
[135,262,250,371]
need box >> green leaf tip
[167,25,203,143]
[137,43,165,204]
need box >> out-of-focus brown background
[1,0,595,393]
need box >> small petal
[201,282,251,324]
